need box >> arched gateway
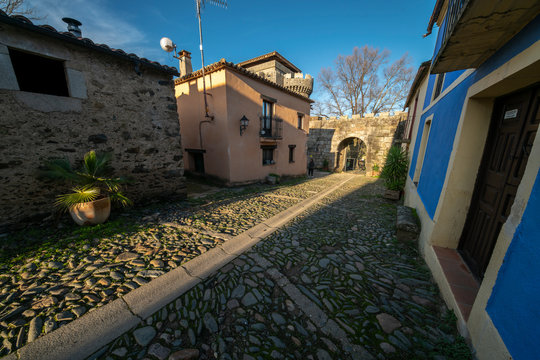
[307,112,407,173]
[336,137,367,172]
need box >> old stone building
[237,52,314,98]
[307,112,407,172]
[0,12,186,230]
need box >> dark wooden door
[192,153,205,174]
[459,85,539,279]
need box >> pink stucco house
[174,51,313,185]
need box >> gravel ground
[95,175,470,360]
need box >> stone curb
[12,175,353,360]
[17,298,139,360]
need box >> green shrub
[380,146,408,191]
[42,150,132,211]
[322,158,329,170]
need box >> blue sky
[27,0,437,97]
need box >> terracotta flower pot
[69,197,111,226]
[383,189,401,200]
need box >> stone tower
[238,51,313,98]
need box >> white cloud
[27,0,146,51]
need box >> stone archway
[335,137,367,172]
[307,113,407,173]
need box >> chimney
[62,17,82,37]
[178,50,192,77]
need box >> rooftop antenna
[196,0,227,118]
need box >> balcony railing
[431,0,540,73]
[438,0,468,56]
[260,116,283,139]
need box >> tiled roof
[174,58,313,103]
[237,51,301,73]
[404,60,431,109]
[424,0,444,37]
[0,11,178,76]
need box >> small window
[297,114,304,129]
[432,73,445,100]
[262,146,275,165]
[8,48,69,96]
[413,118,432,185]
[262,100,274,133]
[289,145,296,163]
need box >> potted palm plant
[42,151,132,225]
[380,146,408,200]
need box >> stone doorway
[336,137,366,172]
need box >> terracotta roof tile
[174,58,313,103]
[0,10,178,76]
[404,60,431,109]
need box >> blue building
[404,1,540,359]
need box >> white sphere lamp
[160,37,176,53]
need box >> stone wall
[307,112,407,171]
[0,25,185,230]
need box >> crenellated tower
[283,73,313,98]
[237,51,313,98]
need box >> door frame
[458,84,538,279]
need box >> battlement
[310,111,407,122]
[283,73,314,98]
[284,73,313,80]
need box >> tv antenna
[160,1,227,119]
[195,0,227,118]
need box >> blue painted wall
[409,77,472,218]
[422,70,465,110]
[487,170,540,360]
[433,15,447,58]
[442,70,465,92]
[423,16,449,110]
[409,13,540,220]
[423,74,436,109]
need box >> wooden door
[459,85,539,279]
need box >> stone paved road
[98,175,470,360]
[0,174,344,355]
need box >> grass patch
[0,216,145,267]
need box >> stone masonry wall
[0,27,185,230]
[307,112,407,172]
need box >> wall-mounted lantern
[240,115,249,135]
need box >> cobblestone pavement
[0,174,345,356]
[97,176,470,360]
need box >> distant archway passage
[307,113,407,173]
[336,137,366,172]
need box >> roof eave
[424,0,446,37]
[0,13,179,76]
[403,60,431,109]
[175,60,313,103]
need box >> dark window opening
[297,114,303,129]
[8,48,69,96]
[433,73,445,100]
[262,146,275,165]
[289,145,296,163]
[261,99,273,136]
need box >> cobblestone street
[0,174,343,356]
[96,175,469,360]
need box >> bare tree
[1,0,40,19]
[318,46,413,117]
[311,101,329,118]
